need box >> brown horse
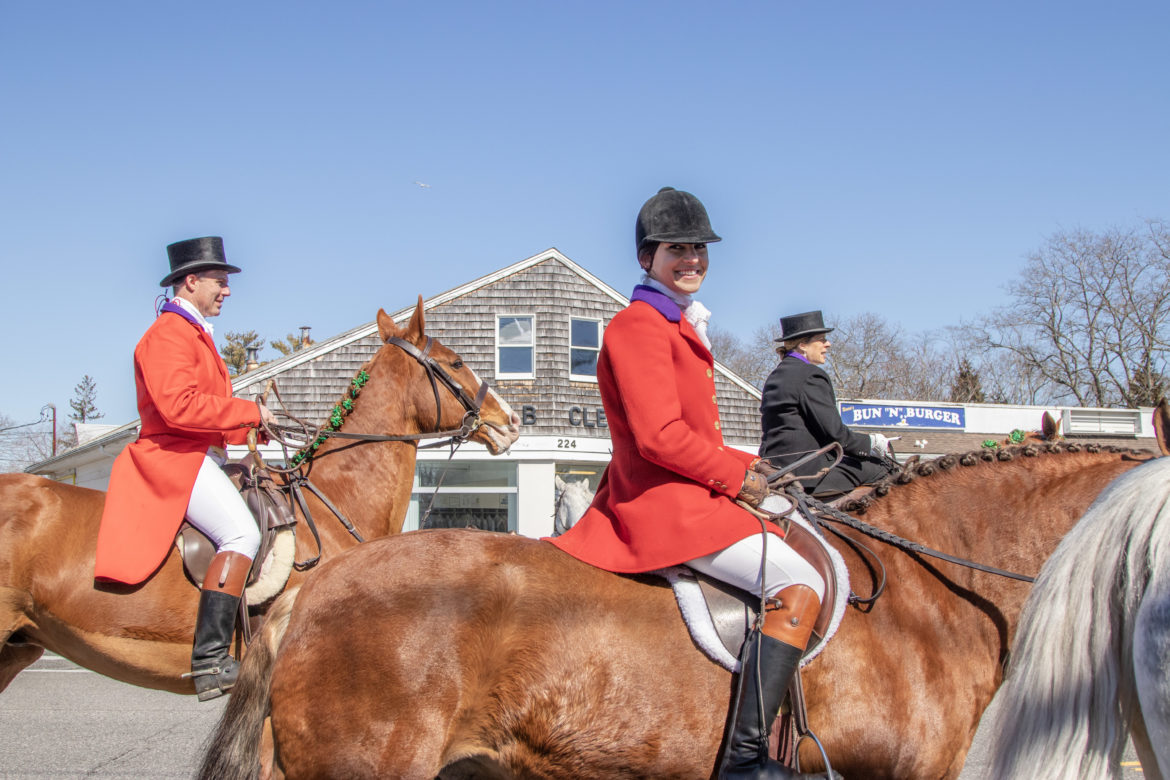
[0,299,520,695]
[201,437,1164,780]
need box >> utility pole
[45,403,56,456]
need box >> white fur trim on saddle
[656,506,850,673]
[245,527,295,605]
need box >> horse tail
[196,585,300,780]
[987,457,1170,780]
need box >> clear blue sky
[2,1,1167,425]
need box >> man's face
[184,270,232,317]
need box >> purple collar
[786,350,811,365]
[160,300,205,331]
[630,284,682,322]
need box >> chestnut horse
[202,439,1163,780]
[0,299,520,695]
[981,454,1170,780]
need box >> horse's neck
[860,453,1139,572]
[301,388,421,544]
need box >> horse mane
[838,441,1154,515]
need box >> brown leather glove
[751,457,779,479]
[736,469,769,507]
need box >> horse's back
[269,529,729,779]
[0,474,104,580]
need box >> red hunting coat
[95,303,261,584]
[548,285,784,573]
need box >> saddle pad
[655,507,850,672]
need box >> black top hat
[160,236,241,287]
[775,310,833,343]
[635,187,722,251]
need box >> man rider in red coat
[96,236,274,700]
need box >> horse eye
[451,360,463,370]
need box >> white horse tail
[986,456,1170,780]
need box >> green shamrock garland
[291,370,369,466]
[982,428,1028,450]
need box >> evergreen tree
[220,330,264,376]
[270,332,311,357]
[68,375,104,423]
[949,359,986,404]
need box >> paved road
[0,653,224,779]
[0,654,1151,779]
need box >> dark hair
[637,242,659,271]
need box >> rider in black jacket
[759,310,897,497]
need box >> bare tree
[735,312,958,402]
[824,313,912,399]
[708,324,779,388]
[895,331,954,401]
[972,220,1170,407]
[0,408,58,472]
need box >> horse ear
[1153,398,1170,457]
[376,309,400,343]
[1041,411,1058,440]
[404,295,426,343]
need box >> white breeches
[185,453,261,560]
[687,532,826,602]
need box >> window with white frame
[404,460,518,533]
[497,315,534,378]
[570,317,601,381]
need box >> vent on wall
[1062,408,1140,436]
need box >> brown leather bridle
[245,334,496,567]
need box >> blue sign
[840,403,965,430]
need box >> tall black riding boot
[188,550,250,701]
[718,630,838,780]
[190,588,242,700]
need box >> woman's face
[644,242,708,296]
[799,335,831,365]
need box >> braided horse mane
[836,440,1154,515]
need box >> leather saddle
[174,453,297,590]
[689,516,840,662]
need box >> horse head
[984,411,1064,450]
[553,476,595,535]
[372,296,520,455]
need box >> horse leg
[0,586,42,692]
[1132,568,1170,780]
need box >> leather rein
[249,334,492,571]
[763,444,1035,610]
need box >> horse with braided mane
[0,300,520,696]
[202,417,1168,779]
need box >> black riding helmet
[635,187,722,254]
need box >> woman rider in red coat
[550,188,834,780]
